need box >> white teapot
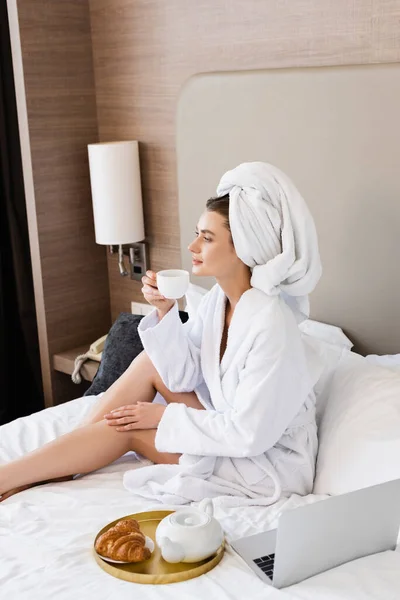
[156,499,224,563]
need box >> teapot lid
[169,510,211,529]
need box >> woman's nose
[188,239,198,252]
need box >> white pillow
[313,350,400,495]
[366,353,400,371]
[299,319,353,349]
[299,320,353,424]
[301,336,346,425]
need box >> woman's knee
[133,351,159,381]
[136,351,203,410]
[136,351,168,392]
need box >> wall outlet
[131,301,153,316]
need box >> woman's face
[188,210,241,278]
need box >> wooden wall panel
[88,0,400,320]
[16,0,111,405]
[12,0,400,403]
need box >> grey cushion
[84,310,189,396]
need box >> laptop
[231,478,400,589]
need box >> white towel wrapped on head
[216,161,322,321]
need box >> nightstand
[53,345,99,383]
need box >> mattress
[1,395,400,600]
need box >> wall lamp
[87,140,148,280]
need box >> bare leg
[82,350,203,426]
[0,353,201,501]
[0,420,179,502]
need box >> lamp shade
[87,140,145,245]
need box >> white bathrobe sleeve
[155,317,313,458]
[138,301,204,393]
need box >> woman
[0,162,322,506]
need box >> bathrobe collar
[214,285,276,378]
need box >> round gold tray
[93,509,225,584]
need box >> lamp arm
[118,244,129,276]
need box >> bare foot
[0,475,74,502]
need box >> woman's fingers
[105,405,138,416]
[109,405,135,413]
[105,406,138,425]
[145,270,157,281]
[104,402,160,431]
[141,271,172,307]
[115,423,138,431]
[141,271,157,287]
[106,416,138,426]
[141,276,157,288]
[142,284,165,299]
[105,409,134,417]
[104,412,133,419]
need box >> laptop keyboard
[253,553,275,579]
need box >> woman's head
[188,193,249,280]
[215,161,322,319]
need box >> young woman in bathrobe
[0,162,322,506]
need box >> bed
[2,347,400,600]
[2,63,400,599]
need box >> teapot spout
[159,536,185,563]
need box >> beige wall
[14,0,111,405]
[11,0,400,403]
[88,0,400,321]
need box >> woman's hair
[206,193,231,234]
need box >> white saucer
[97,535,155,564]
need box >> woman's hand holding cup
[141,271,175,316]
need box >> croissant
[113,519,141,534]
[95,519,151,562]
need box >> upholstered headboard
[176,64,400,355]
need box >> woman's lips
[192,259,202,265]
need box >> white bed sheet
[1,396,399,600]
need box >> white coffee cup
[157,269,190,299]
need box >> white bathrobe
[123,284,319,507]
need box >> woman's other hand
[104,403,166,430]
[141,270,175,316]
